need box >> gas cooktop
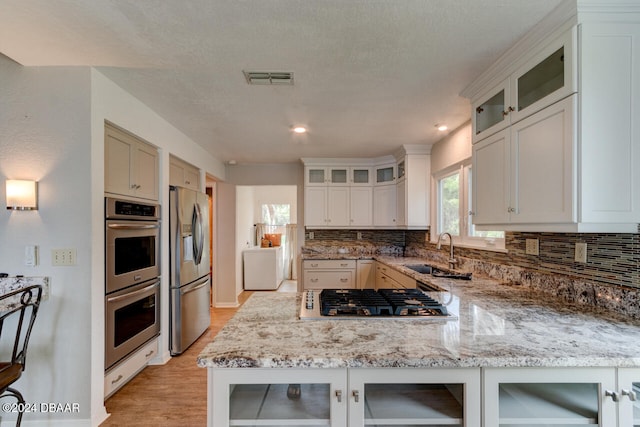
[299,288,455,320]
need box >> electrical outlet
[308,231,314,240]
[575,242,587,263]
[525,239,539,256]
[357,232,362,240]
[52,248,76,266]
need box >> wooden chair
[0,285,43,426]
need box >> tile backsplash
[305,228,640,289]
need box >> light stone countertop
[0,276,49,311]
[198,261,640,369]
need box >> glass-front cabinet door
[375,164,395,184]
[618,368,640,427]
[209,368,347,427]
[484,368,617,427]
[472,78,510,143]
[350,167,371,185]
[330,167,348,185]
[349,368,481,427]
[510,27,576,124]
[306,167,327,186]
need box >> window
[261,204,290,226]
[260,204,291,246]
[434,163,504,250]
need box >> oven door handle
[107,223,160,230]
[107,282,158,303]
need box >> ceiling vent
[243,71,294,85]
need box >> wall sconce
[6,180,38,210]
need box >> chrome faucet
[436,232,458,270]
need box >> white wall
[0,57,93,425]
[430,121,472,174]
[235,186,254,296]
[252,186,298,226]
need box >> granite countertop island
[197,261,640,369]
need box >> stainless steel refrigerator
[169,186,211,355]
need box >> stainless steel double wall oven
[105,197,161,370]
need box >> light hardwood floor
[101,281,297,426]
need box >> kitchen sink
[405,264,433,274]
[405,264,472,280]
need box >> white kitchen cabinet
[373,184,396,227]
[484,367,618,427]
[349,368,481,427]
[209,368,347,427]
[617,368,640,427]
[375,262,416,289]
[468,13,640,232]
[472,27,576,143]
[472,95,575,227]
[374,163,395,185]
[350,167,372,186]
[356,259,375,289]
[305,186,350,227]
[349,187,372,227]
[104,337,158,399]
[207,367,480,427]
[169,155,200,191]
[305,166,349,186]
[303,259,356,289]
[396,152,430,228]
[105,123,159,201]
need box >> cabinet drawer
[376,264,416,289]
[105,338,158,398]
[303,260,356,270]
[304,270,355,289]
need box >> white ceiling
[0,0,564,164]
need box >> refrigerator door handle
[192,203,204,265]
[180,281,208,296]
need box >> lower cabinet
[104,337,158,399]
[207,367,480,427]
[303,260,356,289]
[484,367,640,427]
[375,262,416,289]
[207,367,640,427]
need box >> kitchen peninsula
[198,257,640,427]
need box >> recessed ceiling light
[292,126,307,134]
[436,124,448,131]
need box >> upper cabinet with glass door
[305,166,349,186]
[472,27,576,143]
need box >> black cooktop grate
[319,288,448,317]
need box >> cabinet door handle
[111,374,123,385]
[310,278,318,283]
[502,106,514,117]
[622,389,637,401]
[352,390,360,403]
[605,390,620,402]
[335,390,343,402]
[340,263,348,267]
[340,278,348,282]
[310,263,318,267]
[507,207,516,213]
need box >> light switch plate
[525,239,539,256]
[52,248,76,266]
[25,245,38,266]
